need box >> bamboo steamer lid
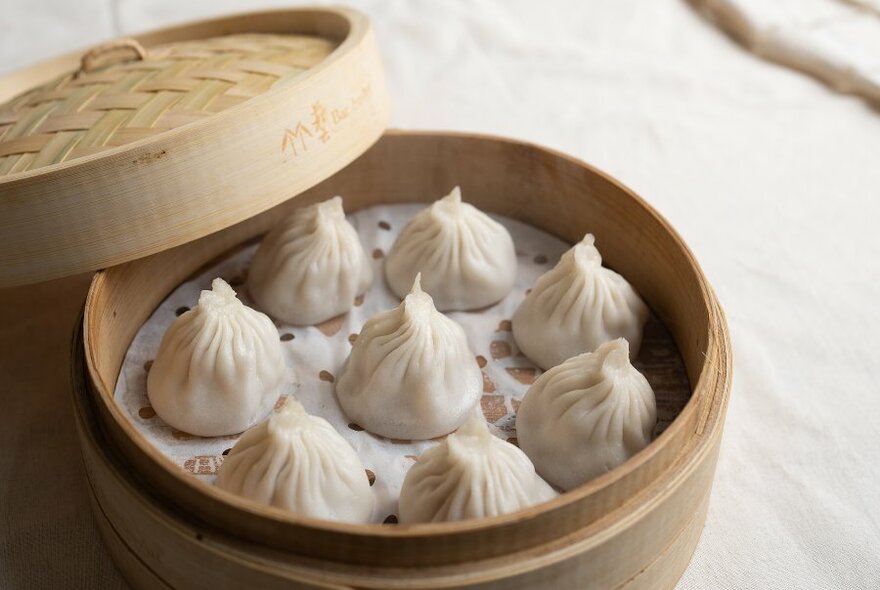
[0,8,389,287]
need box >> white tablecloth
[1,1,878,588]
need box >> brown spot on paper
[366,469,376,486]
[183,455,222,475]
[348,422,364,431]
[354,294,365,307]
[475,355,487,368]
[316,315,344,337]
[497,319,512,332]
[378,220,391,230]
[372,248,384,259]
[138,406,156,419]
[490,340,511,360]
[274,396,288,410]
[533,254,548,264]
[348,333,358,345]
[525,288,532,296]
[481,395,507,422]
[319,370,335,383]
[280,332,295,342]
[482,372,496,393]
[506,367,537,385]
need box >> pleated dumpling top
[147,278,286,437]
[399,414,557,523]
[248,196,372,325]
[335,274,482,440]
[215,399,374,523]
[512,234,648,370]
[384,187,516,311]
[516,339,657,490]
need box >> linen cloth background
[1,0,878,588]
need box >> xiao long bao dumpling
[512,233,648,370]
[384,186,516,311]
[399,413,557,523]
[147,278,286,437]
[215,400,374,523]
[335,274,482,440]
[248,196,372,325]
[516,339,657,491]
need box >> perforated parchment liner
[114,203,690,523]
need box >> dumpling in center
[335,274,483,440]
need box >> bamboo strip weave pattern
[0,34,337,176]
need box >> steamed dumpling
[384,186,516,311]
[516,339,657,490]
[335,274,482,440]
[215,400,374,522]
[512,234,648,370]
[147,278,286,437]
[399,413,557,523]
[248,196,372,325]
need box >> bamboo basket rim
[83,129,732,540]
[0,6,359,184]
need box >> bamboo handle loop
[77,39,148,77]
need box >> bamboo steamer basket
[0,7,389,288]
[72,130,732,589]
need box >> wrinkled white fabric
[2,0,879,588]
[695,0,880,102]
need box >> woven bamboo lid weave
[0,8,390,287]
[0,34,336,175]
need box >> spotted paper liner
[114,204,689,523]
